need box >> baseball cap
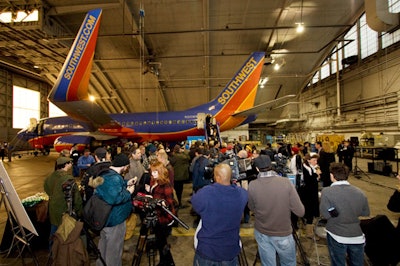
[94,147,107,159]
[253,155,271,170]
[56,157,73,166]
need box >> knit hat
[112,153,130,167]
[253,155,271,170]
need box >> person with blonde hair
[157,149,174,187]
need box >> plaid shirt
[151,182,176,225]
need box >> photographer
[192,163,248,265]
[191,147,213,228]
[144,161,176,266]
[248,155,304,265]
[44,157,82,247]
[81,147,111,205]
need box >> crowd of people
[43,138,369,266]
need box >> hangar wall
[277,45,400,143]
[0,66,51,142]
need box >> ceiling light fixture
[259,77,269,88]
[296,0,305,34]
[296,22,304,33]
[273,58,286,71]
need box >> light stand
[353,147,371,179]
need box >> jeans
[193,252,238,266]
[49,224,58,251]
[72,164,80,177]
[326,234,365,266]
[96,222,126,266]
[254,229,296,266]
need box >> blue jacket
[192,183,248,261]
[94,169,132,227]
[77,155,95,170]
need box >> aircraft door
[27,118,38,133]
[37,119,45,136]
[197,113,206,129]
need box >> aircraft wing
[47,9,124,133]
[232,94,296,117]
[53,101,121,132]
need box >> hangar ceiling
[0,0,365,124]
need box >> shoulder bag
[83,194,112,231]
[387,189,400,213]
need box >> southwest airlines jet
[15,9,292,152]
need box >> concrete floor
[1,151,400,265]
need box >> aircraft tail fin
[48,9,102,103]
[212,52,265,130]
[46,9,121,130]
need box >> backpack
[82,194,112,231]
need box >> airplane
[15,8,293,153]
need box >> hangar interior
[1,2,400,265]
[0,0,400,148]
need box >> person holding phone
[320,162,370,266]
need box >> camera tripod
[131,199,189,266]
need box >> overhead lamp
[89,95,96,102]
[296,22,304,33]
[273,58,285,71]
[264,56,275,65]
[259,77,269,88]
[295,0,305,34]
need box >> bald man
[191,163,248,266]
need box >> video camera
[132,193,189,230]
[133,193,165,211]
[61,178,78,216]
[62,178,77,201]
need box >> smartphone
[328,207,339,217]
